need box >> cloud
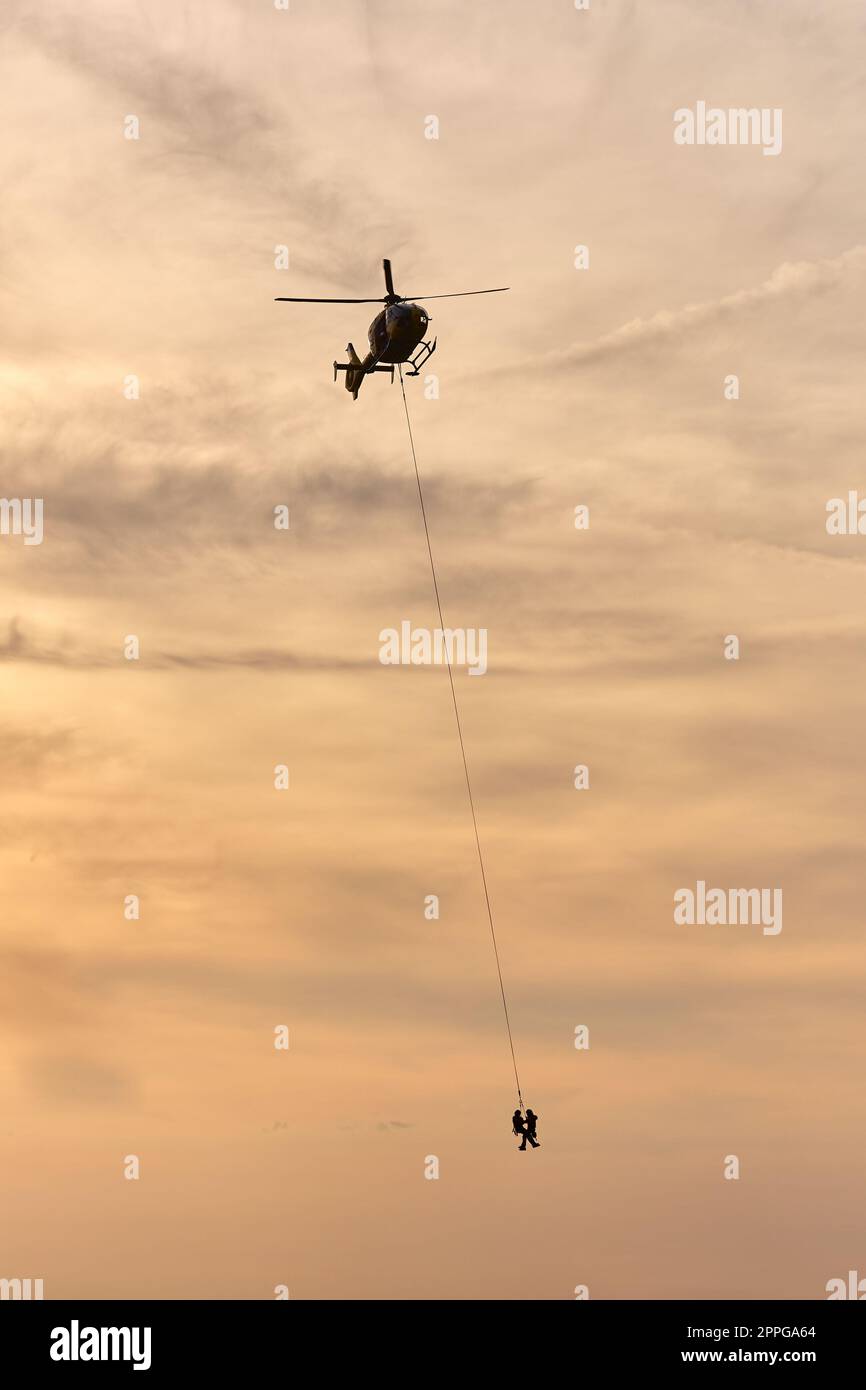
[0,618,111,668]
[0,718,76,777]
[540,245,866,370]
[24,1051,138,1107]
[9,2,273,155]
[0,616,377,671]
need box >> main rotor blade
[274,296,385,304]
[383,259,395,297]
[401,287,510,301]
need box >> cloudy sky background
[1,0,865,1298]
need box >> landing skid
[403,337,437,376]
[332,337,437,390]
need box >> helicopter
[275,259,509,399]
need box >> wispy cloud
[0,617,375,671]
[540,245,866,370]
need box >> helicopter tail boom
[333,343,395,398]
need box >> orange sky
[1,0,865,1299]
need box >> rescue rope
[397,364,524,1112]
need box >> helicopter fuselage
[368,301,429,362]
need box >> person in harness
[523,1108,540,1149]
[512,1108,526,1144]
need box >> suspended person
[512,1108,526,1147]
[524,1108,540,1149]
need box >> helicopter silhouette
[275,259,508,399]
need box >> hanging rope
[398,364,525,1112]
